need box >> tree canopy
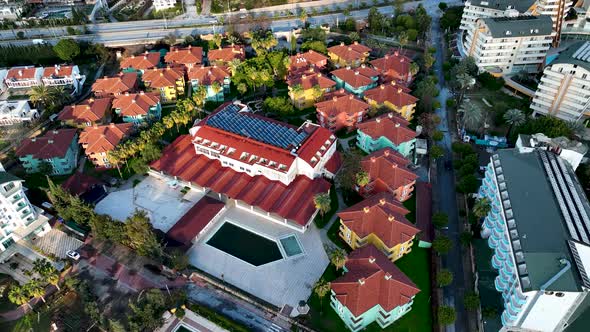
[262,96,295,116]
[53,38,80,61]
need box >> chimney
[397,88,402,94]
[363,206,370,213]
[348,47,352,51]
[391,164,398,169]
[348,94,353,100]
[31,138,36,142]
[388,215,394,221]
[18,70,23,77]
[340,42,344,46]
[384,150,390,156]
[370,157,376,163]
[379,198,386,205]
[139,91,144,95]
[385,54,389,59]
[368,257,375,263]
[48,139,54,144]
[52,130,58,134]
[358,278,366,285]
[394,51,399,57]
[395,123,401,128]
[380,85,385,90]
[89,98,94,103]
[109,123,115,128]
[388,113,393,118]
[376,118,381,123]
[354,71,359,76]
[332,96,338,102]
[125,92,130,96]
[384,273,392,280]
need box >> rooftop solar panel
[206,104,309,149]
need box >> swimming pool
[207,222,283,266]
[280,235,303,257]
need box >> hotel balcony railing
[508,294,525,311]
[510,291,527,307]
[11,194,22,203]
[495,276,508,292]
[495,247,508,262]
[505,301,520,319]
[499,265,513,283]
[501,310,515,326]
[492,254,503,269]
[488,234,499,250]
[497,237,510,253]
[484,216,496,230]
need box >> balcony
[495,276,508,292]
[492,254,503,269]
[488,235,499,250]
[501,310,515,326]
[11,194,22,203]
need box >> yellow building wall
[328,52,367,68]
[339,221,415,262]
[289,88,319,109]
[366,99,416,121]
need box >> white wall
[518,291,581,331]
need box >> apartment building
[4,67,42,89]
[288,69,337,109]
[0,164,50,253]
[460,0,535,32]
[314,93,369,132]
[16,129,79,175]
[79,123,134,168]
[165,46,204,69]
[142,67,185,102]
[188,66,232,102]
[0,100,39,126]
[478,147,590,331]
[464,15,553,75]
[531,41,590,122]
[358,148,417,202]
[112,92,161,124]
[41,65,85,94]
[356,113,417,158]
[58,97,112,127]
[516,133,588,170]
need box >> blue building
[15,129,79,175]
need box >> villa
[370,52,416,85]
[120,51,161,73]
[358,148,417,201]
[58,97,112,127]
[207,45,245,66]
[289,50,329,74]
[338,192,420,261]
[92,73,139,98]
[331,66,379,96]
[287,69,336,109]
[187,66,231,102]
[0,100,39,126]
[330,245,420,331]
[4,66,42,89]
[61,172,107,205]
[328,42,371,68]
[79,123,134,168]
[142,67,185,102]
[363,83,418,121]
[164,46,204,69]
[16,129,79,175]
[314,93,369,132]
[41,65,85,94]
[356,113,417,157]
[112,92,161,124]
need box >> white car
[66,250,80,261]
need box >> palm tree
[313,192,331,217]
[227,35,239,46]
[291,84,304,100]
[228,58,242,76]
[349,32,360,42]
[26,280,46,303]
[237,82,248,95]
[213,33,223,49]
[473,198,491,219]
[330,248,347,271]
[503,109,526,135]
[299,10,308,26]
[398,31,409,50]
[458,101,484,134]
[456,73,476,105]
[163,115,175,129]
[8,285,33,310]
[313,278,331,314]
[29,85,55,107]
[312,84,324,102]
[50,86,71,105]
[192,85,208,108]
[107,150,123,178]
[356,171,370,187]
[211,81,223,101]
[410,62,419,77]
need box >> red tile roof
[325,151,342,175]
[289,50,328,72]
[323,88,350,100]
[120,52,160,70]
[315,93,370,117]
[364,83,418,108]
[331,66,379,89]
[79,123,134,154]
[92,73,138,96]
[361,148,418,194]
[328,42,371,62]
[142,67,184,88]
[207,45,245,63]
[338,192,419,248]
[187,65,230,85]
[416,182,433,243]
[6,67,38,80]
[61,172,104,196]
[59,97,112,124]
[331,245,420,317]
[166,196,225,246]
[42,65,75,79]
[112,92,160,117]
[287,70,336,90]
[370,52,414,83]
[16,128,77,159]
[356,113,416,145]
[165,46,204,67]
[150,135,332,226]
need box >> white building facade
[531,41,590,122]
[0,100,39,126]
[41,65,86,94]
[153,0,177,11]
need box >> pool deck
[157,309,229,332]
[95,176,205,232]
[188,206,329,311]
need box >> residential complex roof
[467,0,535,12]
[59,98,112,124]
[481,15,553,38]
[150,135,332,226]
[361,148,418,194]
[61,172,104,196]
[328,42,372,62]
[16,128,78,159]
[207,45,245,63]
[92,73,138,95]
[187,66,231,85]
[79,123,133,154]
[331,66,379,89]
[120,52,160,70]
[356,112,416,145]
[338,192,420,248]
[287,70,336,90]
[325,151,343,175]
[315,93,370,117]
[112,92,160,117]
[551,41,590,73]
[42,65,75,79]
[0,172,22,185]
[289,50,328,72]
[164,46,204,66]
[6,66,38,81]
[142,67,184,88]
[331,245,419,317]
[364,83,418,108]
[166,196,225,247]
[370,52,414,83]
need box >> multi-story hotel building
[531,41,590,122]
[464,15,553,75]
[478,147,590,331]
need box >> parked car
[66,250,80,261]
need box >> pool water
[175,326,193,332]
[207,222,283,266]
[280,235,303,257]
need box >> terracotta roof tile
[323,88,350,100]
[166,196,225,246]
[361,148,417,194]
[6,67,38,80]
[315,93,370,117]
[79,123,134,154]
[370,52,414,84]
[331,66,379,89]
[289,50,328,72]
[325,151,342,174]
[356,113,416,145]
[58,97,112,124]
[92,73,138,96]
[328,42,372,62]
[16,128,78,159]
[61,173,104,196]
[42,65,74,79]
[165,46,204,67]
[364,83,418,108]
[112,92,160,117]
[331,245,420,317]
[207,45,245,63]
[187,65,230,85]
[338,192,419,248]
[287,70,336,90]
[120,52,160,70]
[142,67,184,88]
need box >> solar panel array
[206,104,309,149]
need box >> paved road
[429,5,469,332]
